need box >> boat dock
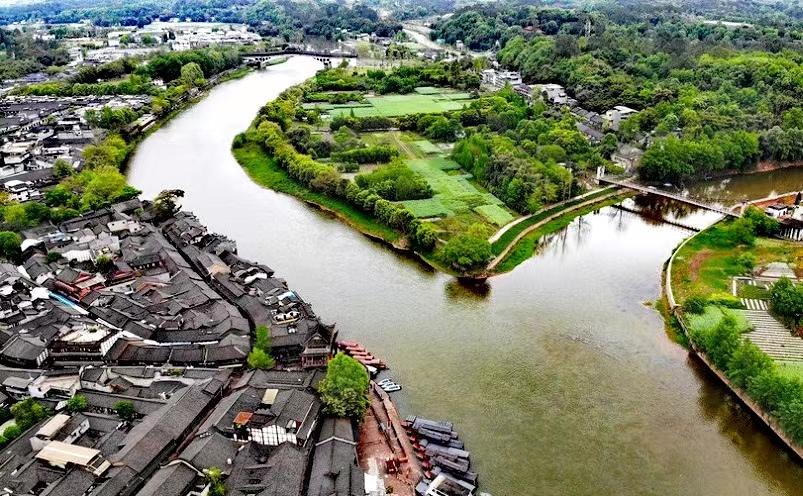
[358,382,424,496]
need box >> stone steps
[741,298,768,310]
[741,310,803,361]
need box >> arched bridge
[242,48,358,66]
[598,177,740,218]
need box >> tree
[318,352,369,419]
[152,189,185,221]
[52,158,73,178]
[601,133,618,158]
[0,231,22,262]
[66,394,88,413]
[114,400,135,422]
[439,225,492,272]
[95,255,115,273]
[82,135,128,170]
[742,206,779,236]
[205,467,226,496]
[181,62,206,88]
[3,204,32,231]
[247,324,275,370]
[779,399,803,443]
[2,424,21,442]
[705,314,743,370]
[782,107,803,130]
[11,398,49,430]
[247,348,274,370]
[770,277,803,329]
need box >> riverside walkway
[486,189,622,272]
[488,185,618,244]
[599,177,740,217]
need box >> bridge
[598,177,740,218]
[242,48,358,67]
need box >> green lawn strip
[474,204,514,226]
[686,305,752,336]
[491,188,617,255]
[401,197,453,218]
[494,195,624,273]
[737,283,771,299]
[328,92,474,118]
[777,361,803,381]
[670,222,803,303]
[233,142,400,242]
[413,139,442,155]
[414,86,440,94]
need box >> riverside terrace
[3,198,337,369]
[0,365,364,496]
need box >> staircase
[742,310,803,362]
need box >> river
[127,56,803,496]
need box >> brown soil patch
[687,248,713,282]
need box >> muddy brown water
[128,56,803,495]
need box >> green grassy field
[402,197,453,218]
[686,305,752,337]
[475,204,515,226]
[413,140,442,155]
[777,361,803,381]
[400,157,510,222]
[327,91,474,118]
[670,221,803,304]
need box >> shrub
[683,295,708,314]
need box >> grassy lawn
[233,142,400,243]
[413,139,442,155]
[475,204,515,226]
[736,282,771,299]
[685,305,752,336]
[670,221,803,303]
[494,195,625,273]
[327,90,474,118]
[777,361,803,381]
[401,197,453,218]
[403,158,508,221]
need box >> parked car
[273,310,300,324]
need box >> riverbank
[662,216,803,462]
[122,64,254,173]
[233,141,402,244]
[127,60,803,495]
[487,188,627,274]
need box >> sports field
[401,157,511,223]
[326,90,474,118]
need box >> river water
[127,56,803,496]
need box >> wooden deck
[357,382,423,496]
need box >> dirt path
[488,186,618,243]
[487,190,622,271]
[388,131,421,160]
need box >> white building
[602,105,639,131]
[481,69,523,89]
